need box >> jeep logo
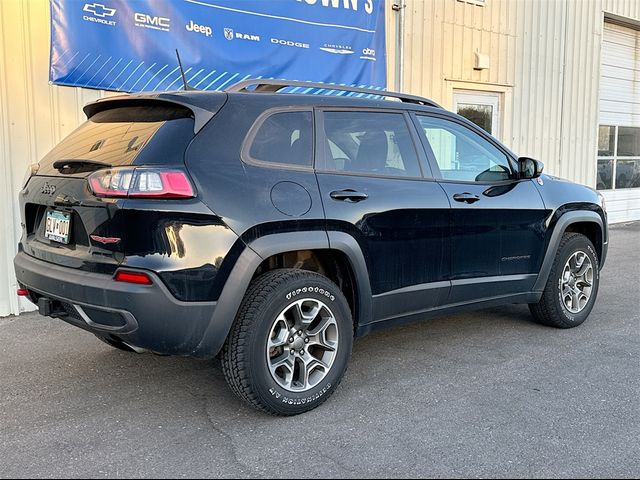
[186,20,212,37]
[41,183,56,196]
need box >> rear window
[37,105,195,176]
[246,111,313,168]
[320,111,421,178]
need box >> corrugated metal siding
[599,22,640,223]
[398,0,640,189]
[600,22,640,127]
[0,0,107,316]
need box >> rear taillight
[88,167,194,199]
[114,271,153,285]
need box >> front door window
[416,115,512,183]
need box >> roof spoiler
[83,93,227,134]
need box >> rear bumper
[14,251,219,356]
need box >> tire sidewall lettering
[286,285,335,302]
[269,382,332,405]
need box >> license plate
[45,210,71,244]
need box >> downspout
[392,2,406,92]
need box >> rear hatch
[20,93,226,273]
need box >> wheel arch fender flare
[533,210,605,293]
[192,231,372,358]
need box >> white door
[597,22,640,224]
[453,90,501,139]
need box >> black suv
[14,80,608,415]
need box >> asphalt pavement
[1,223,638,479]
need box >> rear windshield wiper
[52,159,111,174]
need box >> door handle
[452,192,480,204]
[329,189,369,202]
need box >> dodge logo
[41,183,56,196]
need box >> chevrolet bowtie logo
[83,3,116,17]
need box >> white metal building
[1,0,639,316]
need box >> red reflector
[17,288,29,297]
[114,271,153,285]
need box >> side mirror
[518,157,544,179]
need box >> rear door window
[319,111,422,178]
[246,111,313,168]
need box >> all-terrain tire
[529,233,600,328]
[220,269,353,416]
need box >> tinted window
[249,111,312,167]
[416,116,512,182]
[617,127,640,157]
[36,106,195,176]
[321,112,421,177]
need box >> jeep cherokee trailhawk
[14,80,608,415]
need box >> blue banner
[49,0,386,93]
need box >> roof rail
[225,79,442,108]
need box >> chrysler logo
[41,183,56,196]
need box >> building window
[453,90,500,139]
[597,125,640,190]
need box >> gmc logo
[134,12,170,30]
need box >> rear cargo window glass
[91,104,192,123]
[37,105,195,176]
[248,111,313,167]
